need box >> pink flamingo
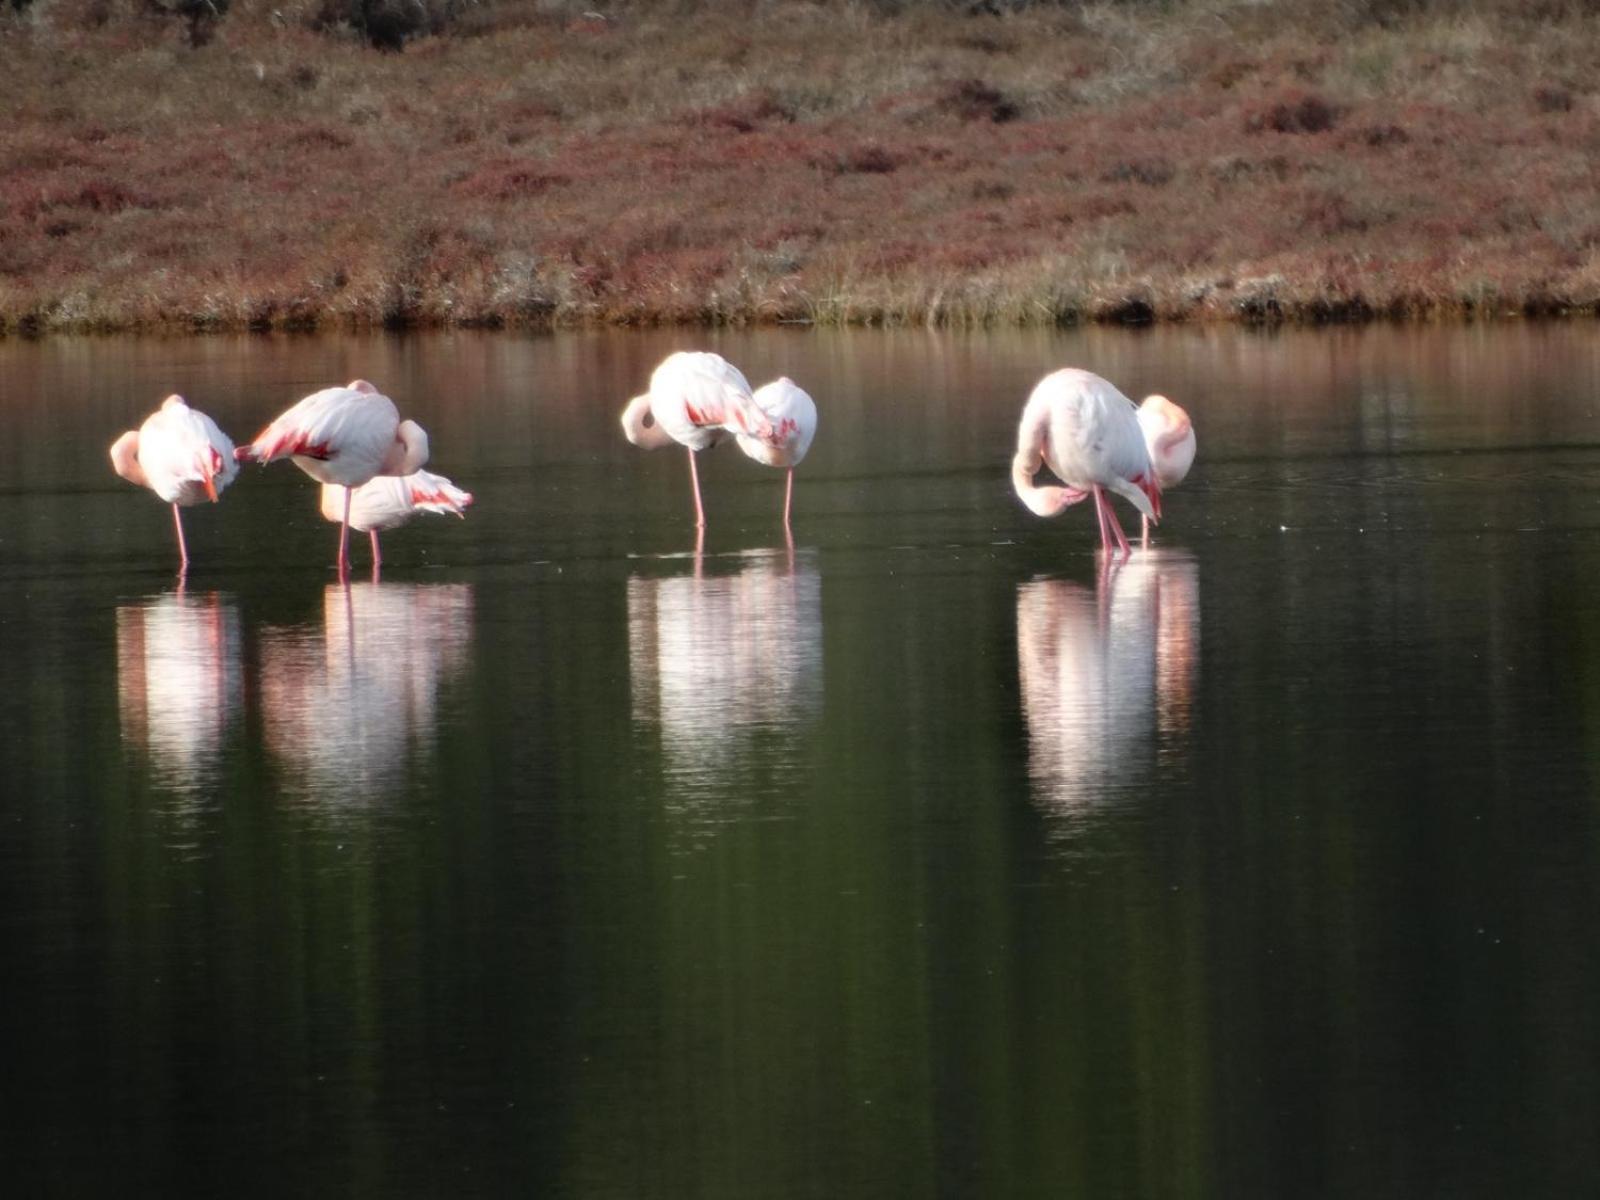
[109,394,238,574]
[620,352,774,527]
[737,377,818,530]
[1136,395,1196,546]
[1012,368,1161,558]
[318,469,473,573]
[235,379,428,579]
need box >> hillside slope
[6,0,1600,332]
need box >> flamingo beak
[203,472,218,503]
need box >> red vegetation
[5,1,1600,332]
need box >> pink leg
[171,503,189,574]
[337,486,352,581]
[1141,514,1150,549]
[1091,486,1112,555]
[783,468,794,529]
[687,448,706,528]
[369,529,382,568]
[1105,502,1132,559]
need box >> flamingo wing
[650,352,772,445]
[239,386,399,476]
[404,469,473,517]
[739,378,818,468]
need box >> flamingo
[620,351,774,528]
[1136,395,1196,546]
[736,377,818,530]
[1012,368,1161,558]
[318,469,473,573]
[235,379,428,579]
[109,394,239,574]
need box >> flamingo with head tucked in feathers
[737,377,818,529]
[235,379,428,578]
[1136,395,1195,546]
[1012,368,1161,558]
[318,469,473,572]
[110,394,239,574]
[620,352,774,528]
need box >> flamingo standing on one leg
[736,377,818,531]
[235,379,429,579]
[110,394,239,574]
[620,352,774,528]
[318,469,473,576]
[1012,368,1161,559]
[1136,395,1195,547]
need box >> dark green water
[3,325,1600,1196]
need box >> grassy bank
[6,0,1600,333]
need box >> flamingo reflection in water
[258,583,473,803]
[1016,551,1199,833]
[116,589,243,796]
[627,543,822,847]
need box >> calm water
[3,325,1600,1196]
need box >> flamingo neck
[110,431,147,487]
[381,420,429,475]
[1012,451,1073,518]
[621,395,675,449]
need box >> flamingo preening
[318,469,474,574]
[1136,395,1195,546]
[620,352,774,528]
[737,377,818,529]
[1012,368,1162,558]
[109,394,239,574]
[235,379,429,579]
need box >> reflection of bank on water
[116,590,243,800]
[627,548,822,850]
[258,583,474,805]
[1016,552,1199,838]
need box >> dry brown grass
[7,0,1600,333]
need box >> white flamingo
[1136,395,1196,545]
[737,377,818,529]
[235,379,428,578]
[318,469,473,572]
[1012,368,1161,558]
[110,395,238,574]
[620,351,774,527]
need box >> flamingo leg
[783,468,794,529]
[370,529,382,568]
[337,486,352,582]
[687,447,706,528]
[171,503,190,575]
[1092,486,1112,555]
[1105,500,1132,559]
[1141,514,1150,549]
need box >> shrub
[1244,89,1340,135]
[1101,158,1174,187]
[938,79,1020,124]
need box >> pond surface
[3,324,1600,1196]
